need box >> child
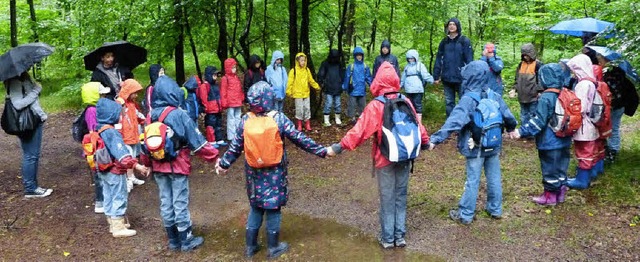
[182,75,201,123]
[286,53,321,131]
[511,63,573,205]
[81,82,109,213]
[140,75,219,251]
[198,66,226,147]
[143,64,164,114]
[265,51,288,112]
[479,43,505,96]
[343,46,372,123]
[221,58,244,142]
[215,81,328,258]
[95,98,149,237]
[244,54,266,100]
[116,79,146,192]
[513,43,543,125]
[400,49,434,121]
[317,49,345,126]
[329,62,430,249]
[429,61,518,225]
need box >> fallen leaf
[588,212,594,216]
[545,209,551,215]
[63,251,70,257]
[630,223,636,227]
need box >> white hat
[98,84,111,94]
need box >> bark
[345,0,356,47]
[288,0,298,67]
[184,5,201,79]
[301,0,320,118]
[174,0,185,85]
[27,0,39,42]
[215,0,229,66]
[337,0,349,65]
[367,0,382,55]
[428,17,436,72]
[263,0,268,63]
[10,0,18,47]
[534,0,545,57]
[387,1,394,41]
[238,0,254,67]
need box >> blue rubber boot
[567,168,591,190]
[595,160,605,176]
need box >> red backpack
[589,80,613,139]
[545,88,582,137]
[82,125,115,172]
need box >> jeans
[459,153,502,222]
[100,171,128,218]
[519,101,538,127]
[406,93,424,113]
[246,206,282,233]
[376,161,411,243]
[19,123,43,192]
[538,148,570,192]
[607,107,625,152]
[443,82,462,117]
[154,173,193,231]
[226,107,242,141]
[205,113,224,141]
[323,94,342,115]
[274,99,284,112]
[94,171,103,202]
[347,96,366,119]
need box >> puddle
[198,211,443,261]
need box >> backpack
[467,91,503,149]
[143,107,179,161]
[243,111,284,168]
[82,125,114,172]
[375,92,421,162]
[71,106,90,143]
[589,80,613,138]
[545,88,582,137]
[404,62,426,85]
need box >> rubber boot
[335,114,343,126]
[557,185,569,203]
[296,120,303,131]
[531,191,557,206]
[416,113,423,124]
[165,226,181,251]
[323,114,331,127]
[304,120,312,132]
[245,228,261,258]
[111,217,137,238]
[595,160,605,176]
[179,226,204,252]
[567,168,591,190]
[205,126,216,144]
[266,231,289,259]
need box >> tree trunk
[183,5,201,79]
[215,0,229,67]
[533,0,545,57]
[345,0,356,47]
[174,0,185,85]
[367,0,382,55]
[239,0,254,67]
[288,0,298,67]
[263,0,268,63]
[387,1,394,41]
[428,17,436,72]
[337,0,349,66]
[300,0,320,119]
[10,0,18,47]
[27,0,39,42]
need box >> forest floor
[1,110,639,261]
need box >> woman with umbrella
[85,41,146,100]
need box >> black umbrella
[0,42,54,81]
[83,41,147,71]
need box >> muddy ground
[1,111,639,261]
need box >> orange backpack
[545,88,582,137]
[243,111,284,168]
[82,125,115,172]
[589,80,613,139]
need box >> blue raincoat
[265,50,288,100]
[400,49,434,93]
[343,46,372,96]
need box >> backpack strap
[97,124,113,134]
[158,106,176,123]
[544,88,561,94]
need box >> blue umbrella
[585,45,640,82]
[549,18,615,38]
[585,45,622,61]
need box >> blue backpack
[375,92,421,162]
[467,91,503,149]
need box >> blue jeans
[205,113,224,141]
[519,102,538,127]
[538,148,571,192]
[323,94,342,115]
[94,171,103,202]
[459,153,502,222]
[347,96,366,118]
[246,206,282,233]
[154,173,192,231]
[376,161,411,243]
[274,99,284,112]
[406,93,424,113]
[19,123,43,192]
[443,82,462,117]
[100,171,128,218]
[226,107,242,141]
[607,107,625,152]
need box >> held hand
[434,80,441,86]
[326,146,336,157]
[467,138,476,150]
[215,159,227,175]
[510,129,521,139]
[508,89,517,99]
[134,164,149,176]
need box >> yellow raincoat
[286,53,321,99]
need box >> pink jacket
[567,54,599,142]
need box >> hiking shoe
[395,238,407,248]
[449,209,472,225]
[126,179,133,193]
[129,177,145,186]
[25,187,52,198]
[379,240,394,249]
[484,210,502,220]
[95,201,104,214]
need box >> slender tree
[10,0,18,47]
[288,0,298,67]
[174,0,185,84]
[215,0,229,67]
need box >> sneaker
[379,240,394,249]
[126,179,133,193]
[129,177,145,186]
[216,140,228,147]
[25,187,53,198]
[449,209,472,225]
[395,238,407,248]
[484,210,502,220]
[94,202,104,214]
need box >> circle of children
[20,18,639,258]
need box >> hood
[269,50,285,67]
[295,53,307,69]
[328,49,340,64]
[204,66,218,84]
[538,63,565,89]
[405,49,420,62]
[353,46,365,59]
[119,79,143,100]
[521,43,537,60]
[592,65,603,81]
[370,61,400,96]
[247,81,275,113]
[249,54,262,72]
[461,61,490,94]
[149,64,163,86]
[224,58,237,75]
[96,98,122,125]
[380,39,391,55]
[567,54,595,81]
[183,75,200,91]
[81,82,101,106]
[559,59,572,87]
[446,18,462,35]
[151,75,184,108]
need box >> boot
[557,185,569,203]
[107,217,113,233]
[179,226,204,252]
[245,228,261,258]
[111,217,137,238]
[531,191,557,206]
[335,114,343,126]
[206,126,216,143]
[267,231,289,259]
[323,114,331,127]
[416,113,423,124]
[165,226,181,251]
[296,120,303,131]
[304,120,312,131]
[595,160,605,176]
[567,168,591,190]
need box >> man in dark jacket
[433,18,474,117]
[372,40,400,79]
[90,51,134,100]
[318,49,345,126]
[243,54,266,101]
[603,64,639,162]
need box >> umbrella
[549,18,615,38]
[0,42,54,81]
[585,45,622,61]
[83,41,147,71]
[586,45,640,82]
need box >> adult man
[91,51,133,100]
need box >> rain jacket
[81,82,101,132]
[343,47,373,96]
[400,49,434,94]
[90,64,133,100]
[479,45,505,95]
[430,61,518,158]
[220,58,244,108]
[140,75,219,175]
[317,49,344,96]
[518,63,572,150]
[433,18,473,84]
[373,40,400,79]
[265,51,288,100]
[117,79,144,145]
[218,81,327,209]
[243,54,266,97]
[567,54,599,141]
[96,98,138,175]
[182,75,200,121]
[515,43,543,103]
[198,66,222,114]
[337,62,430,169]
[286,53,321,99]
[143,64,163,114]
